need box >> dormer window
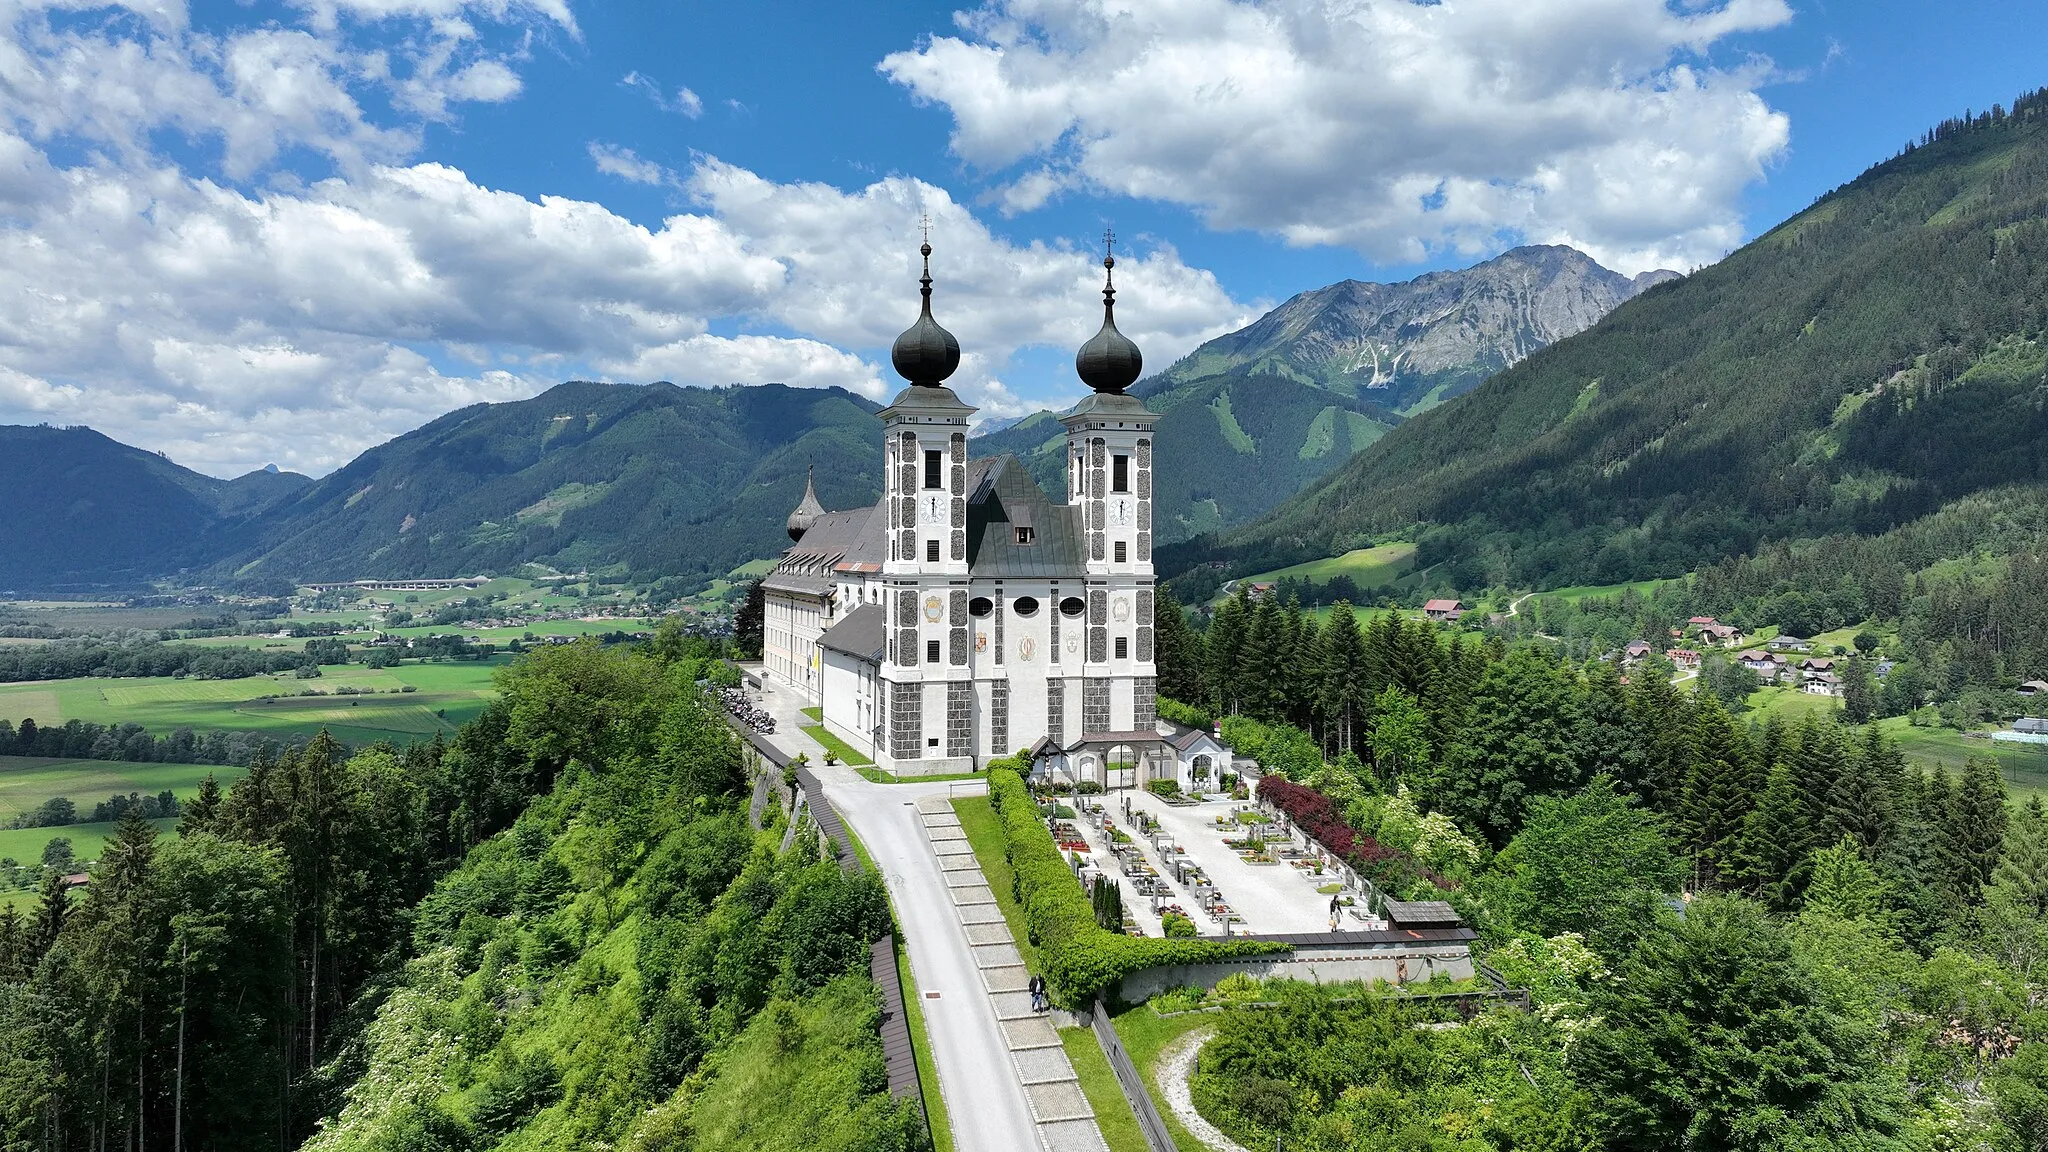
[1015,526,1035,545]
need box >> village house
[1769,635,1814,653]
[1423,598,1464,622]
[2017,680,2048,697]
[1737,649,1787,681]
[1695,622,1746,647]
[1666,648,1702,669]
[1802,672,1843,697]
[1623,640,1654,664]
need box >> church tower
[876,242,978,771]
[1059,237,1159,736]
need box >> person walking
[1028,974,1047,1012]
[1329,893,1341,933]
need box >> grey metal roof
[764,503,877,596]
[818,602,886,663]
[964,455,1088,579]
[1383,899,1463,927]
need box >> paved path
[743,678,1102,1152]
[912,795,1110,1152]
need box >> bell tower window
[1112,454,1129,493]
[926,539,940,563]
[924,450,943,489]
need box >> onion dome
[786,465,824,541]
[890,242,962,386]
[1075,245,1142,393]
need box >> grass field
[1878,717,2048,803]
[0,757,246,821]
[1063,1027,1146,1152]
[1232,542,1418,593]
[1744,684,1845,724]
[0,658,505,744]
[1535,578,1673,603]
[0,818,178,869]
[1109,1006,1215,1152]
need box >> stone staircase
[916,796,1110,1152]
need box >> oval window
[1013,596,1040,617]
[968,597,994,617]
[1059,596,1086,617]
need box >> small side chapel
[761,240,1180,781]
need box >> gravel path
[1156,1027,1253,1152]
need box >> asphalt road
[746,680,1042,1152]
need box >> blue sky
[1,0,2043,476]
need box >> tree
[1366,685,1430,786]
[1206,590,1250,716]
[732,579,765,658]
[1483,776,1685,952]
[1731,762,1809,910]
[1988,796,2048,917]
[1841,657,1877,723]
[1424,647,1586,845]
[1151,588,1207,707]
[1679,691,1757,888]
[1314,603,1369,756]
[1574,895,1904,1151]
[1804,837,1887,921]
[1946,756,2010,903]
[179,774,224,837]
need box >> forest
[0,629,922,1151]
[1174,91,2048,594]
[1147,588,2045,1149]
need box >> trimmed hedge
[986,764,1287,1007]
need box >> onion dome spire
[890,236,962,387]
[786,464,824,542]
[1075,228,1142,394]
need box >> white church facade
[761,242,1226,783]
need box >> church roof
[963,455,1088,579]
[818,602,887,663]
[764,504,876,597]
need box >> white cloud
[588,141,674,186]
[882,0,1794,273]
[621,71,704,118]
[0,0,1253,478]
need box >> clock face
[1113,499,1131,526]
[925,495,943,523]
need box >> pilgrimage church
[761,242,1225,782]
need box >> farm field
[0,757,245,822]
[0,818,177,871]
[1233,542,1418,591]
[1533,577,1673,603]
[1879,717,2048,803]
[1744,684,1845,724]
[0,658,506,744]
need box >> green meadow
[0,757,246,822]
[0,658,506,746]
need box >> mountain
[976,245,1667,541]
[0,426,308,590]
[1147,244,1677,414]
[215,381,885,584]
[1189,92,2048,591]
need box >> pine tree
[1315,603,1369,756]
[1239,596,1287,722]
[1946,756,2011,903]
[1877,768,1951,944]
[27,867,68,961]
[1790,717,1847,853]
[1679,692,1756,889]
[1732,761,1809,910]
[1840,657,1877,723]
[179,773,224,837]
[1576,660,1645,794]
[1989,796,2048,917]
[1803,836,1888,920]
[1825,728,1897,856]
[1625,669,1693,815]
[1151,588,1207,707]
[1206,590,1250,716]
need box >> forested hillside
[1191,91,2048,589]
[217,381,886,586]
[0,634,919,1151]
[977,245,1662,543]
[0,426,307,590]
